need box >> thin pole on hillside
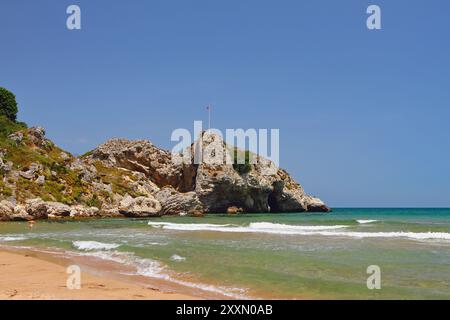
[206,104,211,130]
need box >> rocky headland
[0,118,329,221]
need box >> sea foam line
[148,221,348,234]
[356,220,378,224]
[72,250,248,299]
[148,221,450,240]
[0,236,28,242]
[72,240,120,251]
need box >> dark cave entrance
[268,181,284,212]
[268,192,281,212]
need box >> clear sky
[1,0,449,207]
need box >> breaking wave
[72,241,120,251]
[356,220,378,224]
[312,231,450,240]
[170,254,186,262]
[74,250,248,299]
[148,222,235,230]
[148,221,450,240]
[0,236,28,242]
[148,221,348,234]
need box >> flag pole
[207,104,211,130]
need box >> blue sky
[1,0,449,207]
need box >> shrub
[0,87,18,121]
[85,195,102,208]
[50,162,69,175]
[0,115,27,138]
[80,150,94,158]
[232,148,252,175]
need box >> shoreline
[0,247,200,300]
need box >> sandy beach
[0,249,197,300]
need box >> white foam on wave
[148,221,348,234]
[250,222,349,231]
[74,250,248,299]
[148,221,450,241]
[0,236,27,242]
[312,230,450,240]
[72,241,120,251]
[170,254,186,262]
[148,222,234,230]
[356,220,378,224]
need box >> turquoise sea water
[1,208,449,299]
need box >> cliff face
[0,123,329,221]
[191,132,320,213]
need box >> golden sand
[0,250,198,300]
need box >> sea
[1,208,449,299]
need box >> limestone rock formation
[0,200,16,221]
[69,205,101,218]
[27,127,49,147]
[8,131,23,144]
[25,198,50,219]
[191,132,330,213]
[0,123,330,220]
[155,186,203,215]
[303,195,329,212]
[118,195,162,217]
[0,200,32,221]
[0,198,105,221]
[86,139,193,191]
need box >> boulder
[304,196,331,212]
[1,199,106,220]
[28,127,48,147]
[190,210,204,217]
[60,152,71,161]
[99,205,125,218]
[8,131,23,144]
[227,206,244,214]
[0,200,15,221]
[0,159,13,173]
[19,163,42,180]
[155,186,203,215]
[0,201,33,221]
[25,198,49,219]
[12,204,32,221]
[45,202,71,217]
[118,195,162,217]
[70,205,100,218]
[70,159,97,182]
[35,175,45,186]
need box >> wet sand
[0,249,199,300]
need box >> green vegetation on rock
[231,148,253,175]
[0,87,19,122]
[0,115,27,138]
[0,89,330,219]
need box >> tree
[0,87,18,121]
